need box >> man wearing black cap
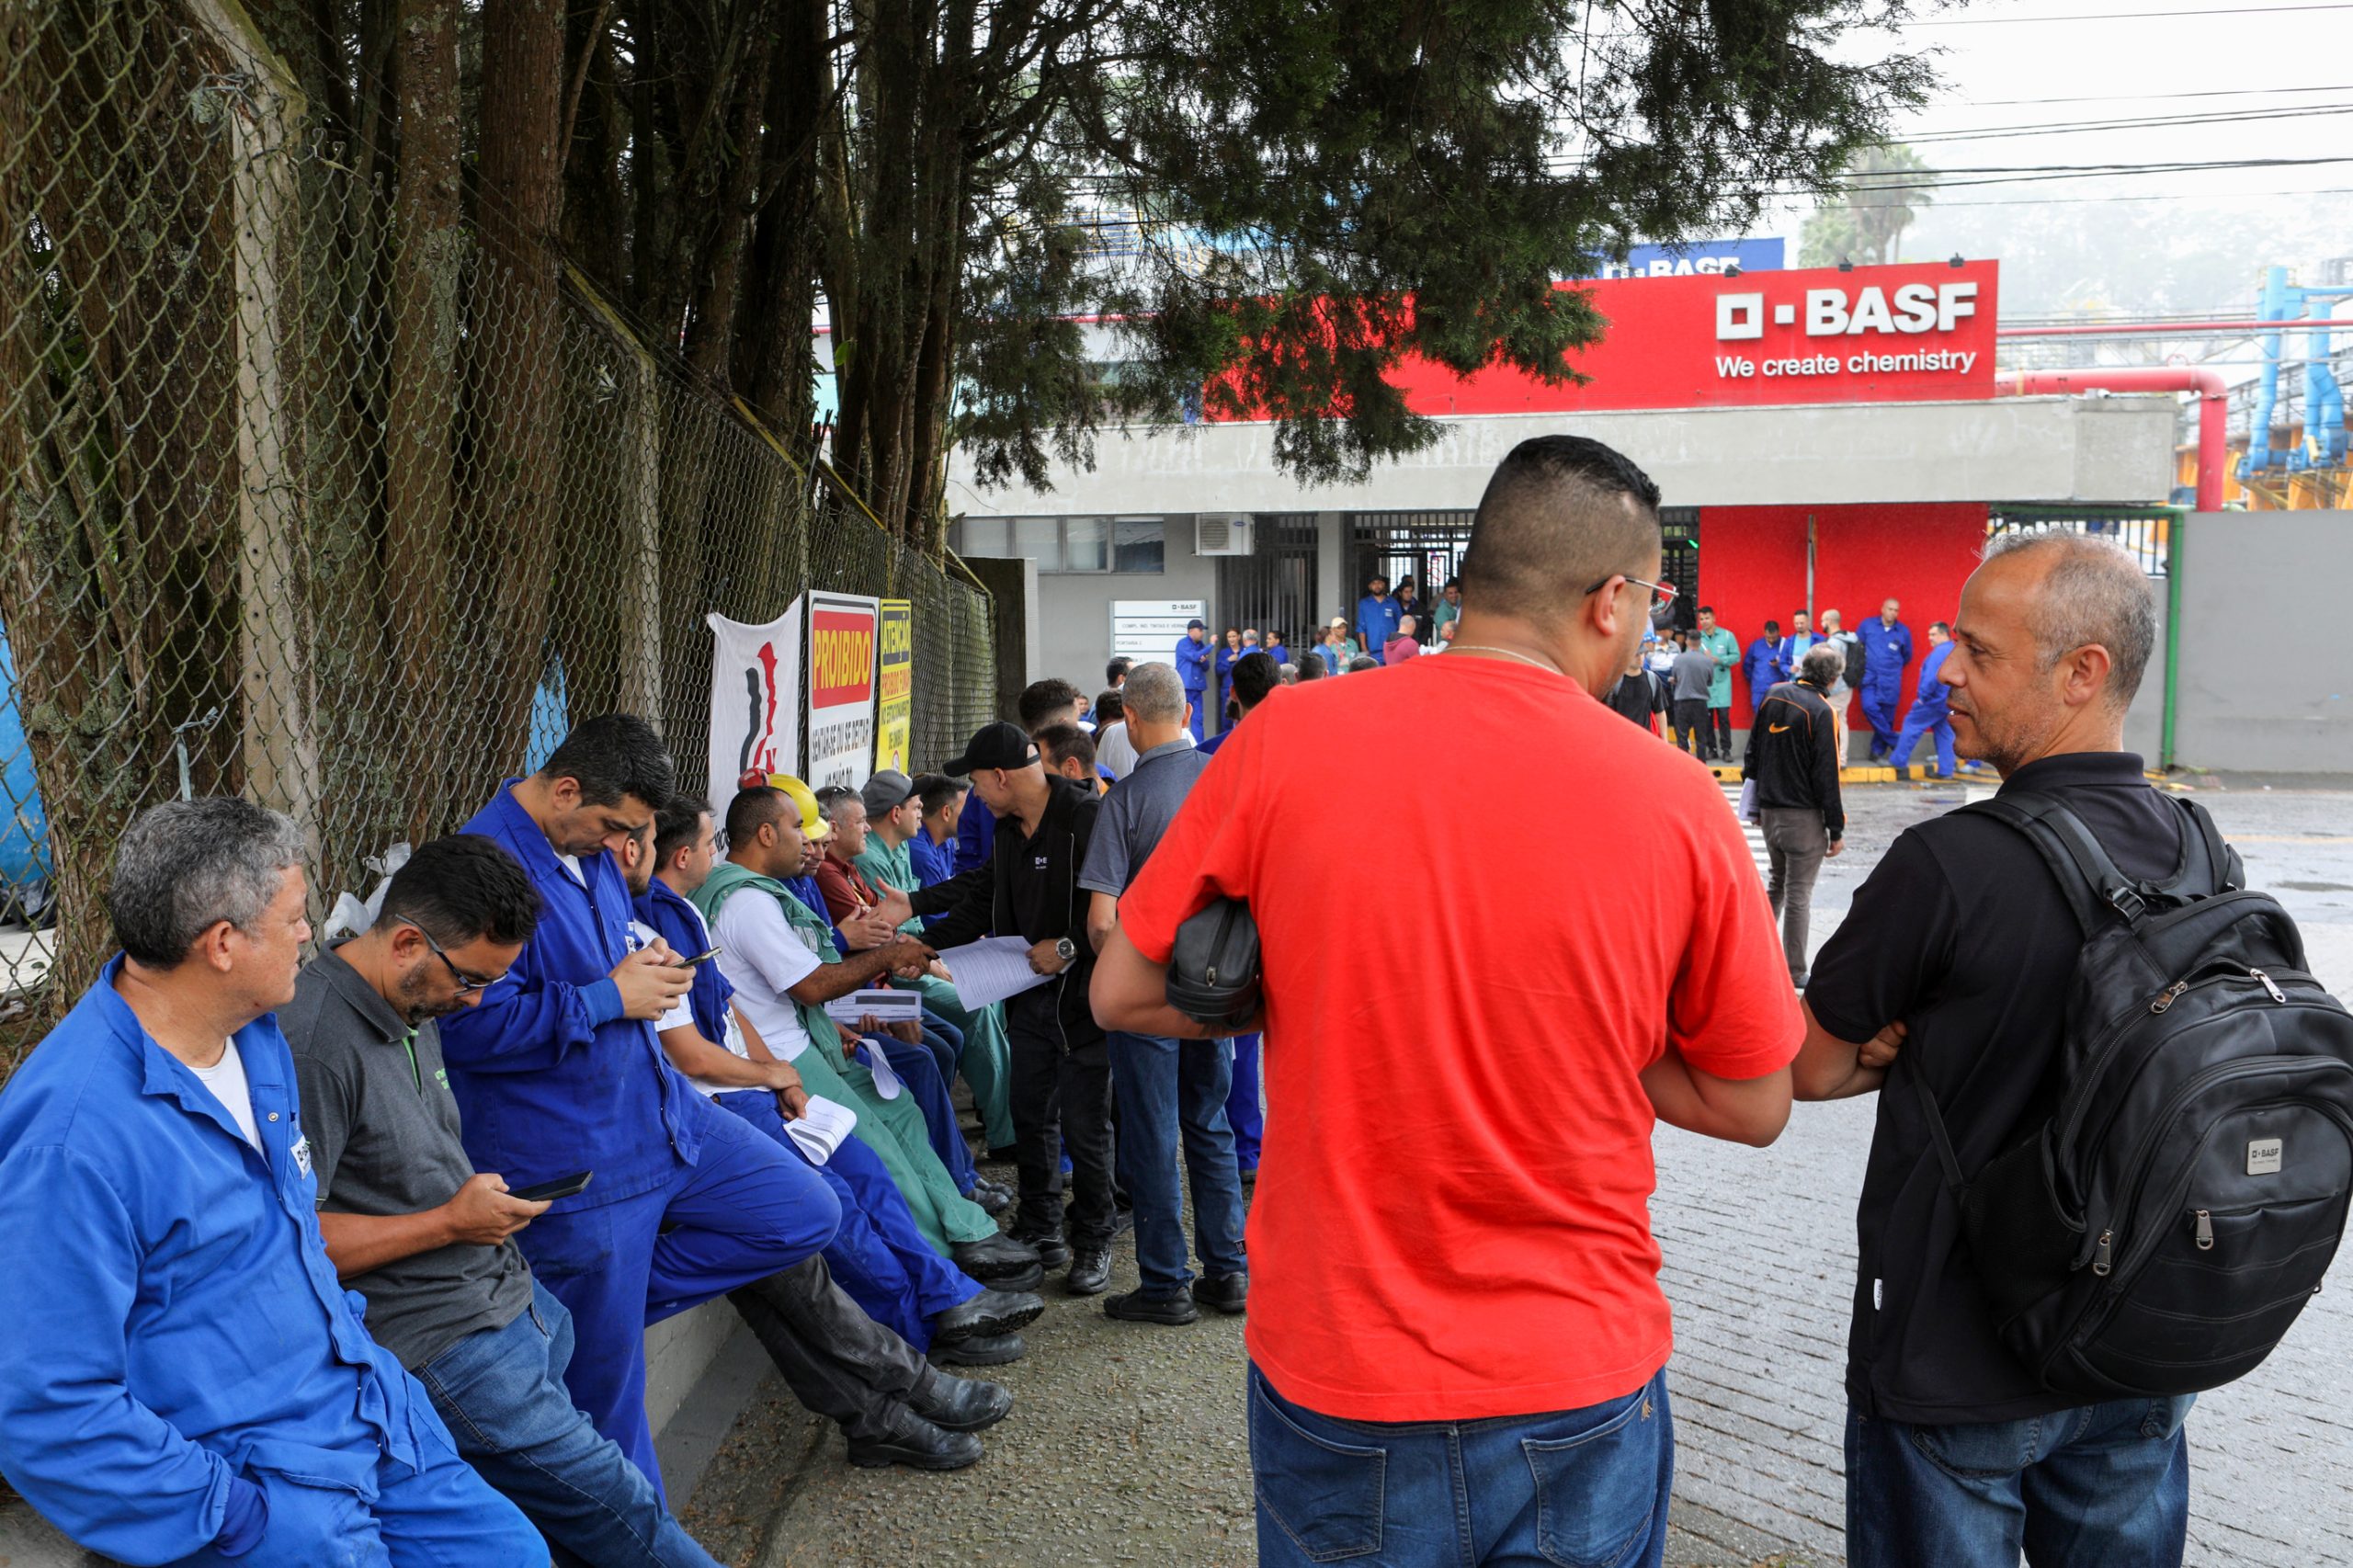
[875,722,1118,1295]
[1174,619,1211,743]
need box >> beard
[397,964,461,1024]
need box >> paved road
[684,779,2353,1567]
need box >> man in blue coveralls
[1889,619,1960,779]
[0,799,541,1567]
[1858,597,1915,761]
[1356,574,1402,664]
[439,715,844,1493]
[1745,618,1786,713]
[1173,618,1211,742]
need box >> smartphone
[678,946,722,967]
[508,1171,593,1203]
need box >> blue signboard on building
[1582,237,1785,279]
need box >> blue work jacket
[439,781,705,1206]
[1173,634,1211,693]
[1778,633,1818,676]
[637,881,733,1050]
[1356,595,1401,662]
[909,832,958,888]
[0,961,442,1562]
[1859,619,1915,691]
[953,787,997,875]
[1744,637,1787,704]
[1913,640,1955,716]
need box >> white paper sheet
[822,988,924,1025]
[783,1095,858,1165]
[932,935,1055,1009]
[851,1041,904,1100]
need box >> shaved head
[1459,436,1664,623]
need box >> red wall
[1699,503,1988,727]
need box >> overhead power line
[1908,3,2353,23]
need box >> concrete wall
[962,520,1221,699]
[947,395,2177,516]
[2167,511,2353,774]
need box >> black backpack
[1840,634,1868,691]
[1914,790,2353,1399]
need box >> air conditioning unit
[1195,513,1254,556]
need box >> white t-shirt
[710,890,824,1065]
[191,1039,263,1152]
[648,901,759,1099]
[1097,721,1192,781]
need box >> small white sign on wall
[1109,599,1211,666]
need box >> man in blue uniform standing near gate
[1173,618,1211,742]
[440,714,845,1495]
[1889,619,1959,779]
[1858,597,1915,762]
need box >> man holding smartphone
[284,834,730,1565]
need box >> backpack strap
[1959,791,2129,933]
[2158,795,2241,897]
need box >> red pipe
[1999,318,2345,338]
[1998,367,2227,513]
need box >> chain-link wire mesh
[0,4,996,1079]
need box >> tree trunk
[463,0,567,778]
[383,0,460,843]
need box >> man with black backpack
[1792,531,2351,1568]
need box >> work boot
[845,1404,984,1471]
[1194,1272,1249,1315]
[1104,1285,1197,1325]
[929,1331,1026,1368]
[908,1369,1014,1432]
[1007,1228,1072,1270]
[931,1288,1044,1345]
[1066,1244,1112,1296]
[951,1232,1042,1284]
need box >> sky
[1752,0,2353,324]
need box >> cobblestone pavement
[680,781,2353,1568]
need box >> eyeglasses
[399,918,508,996]
[1583,573,1678,609]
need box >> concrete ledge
[0,1301,758,1567]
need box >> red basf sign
[1350,260,2000,417]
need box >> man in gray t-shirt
[1074,662,1248,1324]
[1670,631,1719,758]
[283,834,727,1568]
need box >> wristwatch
[1054,937,1077,965]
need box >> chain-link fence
[0,4,996,1078]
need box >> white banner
[1109,598,1210,665]
[806,590,881,791]
[707,598,802,801]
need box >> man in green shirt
[1697,606,1742,763]
[855,770,1016,1155]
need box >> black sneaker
[1104,1285,1197,1325]
[1194,1272,1248,1315]
[1065,1245,1112,1296]
[1009,1230,1072,1270]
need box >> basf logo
[1370,259,1998,416]
[1586,237,1786,279]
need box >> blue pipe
[2245,266,2286,473]
[2303,283,2350,467]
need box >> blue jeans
[1845,1396,2194,1568]
[1107,1030,1247,1293]
[1227,1034,1263,1173]
[418,1281,719,1568]
[1249,1365,1674,1568]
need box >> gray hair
[108,798,306,968]
[1983,531,2155,710]
[1121,661,1187,723]
[1799,644,1846,687]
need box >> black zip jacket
[1744,678,1845,840]
[909,775,1104,1048]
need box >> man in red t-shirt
[1094,435,1802,1568]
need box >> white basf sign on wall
[1109,599,1210,665]
[707,598,803,799]
[806,590,881,791]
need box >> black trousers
[1707,705,1734,758]
[1670,698,1709,755]
[1006,990,1118,1249]
[727,1256,933,1443]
